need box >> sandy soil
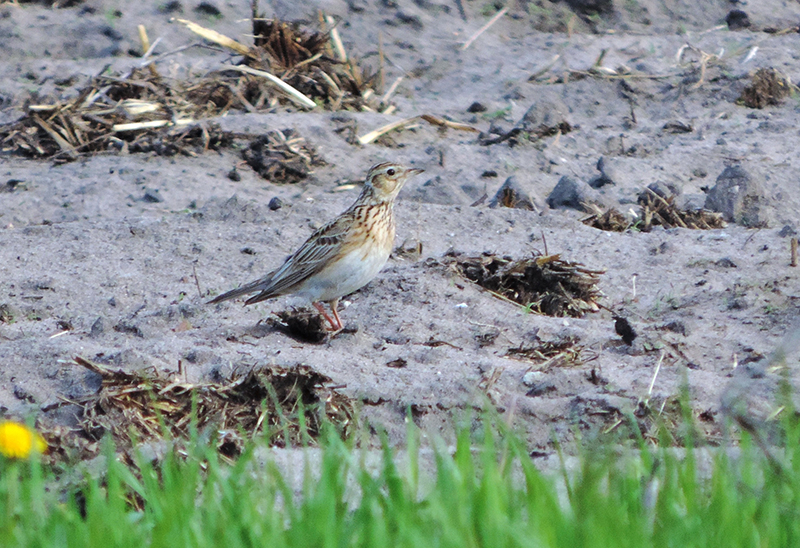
[1,0,799,452]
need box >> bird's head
[363,162,424,203]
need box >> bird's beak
[408,168,425,176]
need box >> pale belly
[293,243,391,303]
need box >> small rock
[704,165,771,227]
[725,9,750,30]
[480,170,498,178]
[101,25,123,41]
[157,0,182,14]
[389,12,424,30]
[194,1,221,17]
[519,98,571,136]
[546,176,598,210]
[588,174,613,189]
[715,257,737,268]
[114,321,144,338]
[503,88,524,101]
[346,0,368,12]
[489,176,541,212]
[268,197,283,211]
[386,358,408,368]
[744,360,766,379]
[227,168,241,181]
[13,385,35,403]
[4,179,26,192]
[461,183,486,203]
[662,120,693,133]
[778,225,797,237]
[662,320,687,336]
[526,381,556,397]
[589,156,625,188]
[475,331,499,347]
[142,188,163,203]
[108,297,117,307]
[522,371,545,386]
[467,102,487,113]
[90,317,104,338]
[565,0,613,15]
[728,297,750,310]
[22,277,54,291]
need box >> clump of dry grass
[242,129,326,183]
[0,72,236,162]
[506,334,583,367]
[44,357,356,462]
[447,251,604,318]
[582,191,726,233]
[739,68,794,109]
[0,2,389,163]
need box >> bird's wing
[243,215,351,305]
[207,273,275,304]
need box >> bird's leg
[313,301,341,332]
[328,298,343,332]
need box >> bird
[208,162,424,332]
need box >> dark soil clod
[725,9,751,30]
[448,251,604,317]
[385,358,408,368]
[242,129,325,183]
[739,68,793,109]
[614,316,637,345]
[269,307,329,343]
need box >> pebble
[546,175,599,210]
[704,165,771,227]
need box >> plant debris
[268,307,329,343]
[581,191,726,232]
[52,356,355,459]
[0,75,237,162]
[478,120,572,147]
[357,114,479,145]
[180,3,388,112]
[738,68,793,109]
[581,204,631,232]
[506,334,582,367]
[447,251,604,317]
[1,5,391,162]
[242,129,325,183]
[247,15,377,111]
[634,394,719,446]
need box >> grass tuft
[3,412,800,546]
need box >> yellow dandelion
[0,421,47,459]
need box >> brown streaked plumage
[208,162,424,331]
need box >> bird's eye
[386,168,396,176]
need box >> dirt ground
[1,0,799,454]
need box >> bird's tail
[207,276,271,305]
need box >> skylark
[209,162,424,331]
